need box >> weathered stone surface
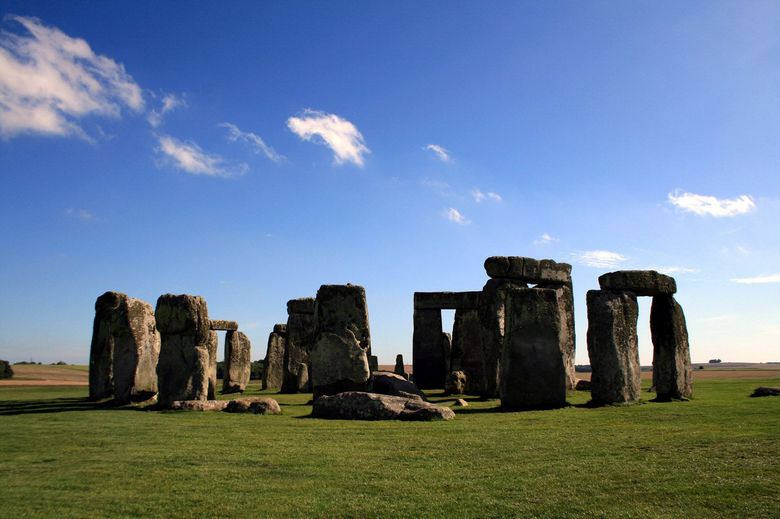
[445,370,469,395]
[441,332,452,374]
[311,329,370,398]
[262,326,286,390]
[369,355,379,373]
[312,391,455,421]
[287,297,316,315]
[316,284,371,350]
[650,295,693,401]
[209,319,238,331]
[155,294,211,408]
[223,331,251,394]
[586,290,641,405]
[484,256,572,285]
[453,398,469,407]
[296,362,310,392]
[575,379,591,391]
[412,308,444,389]
[281,300,318,393]
[413,291,482,310]
[598,270,677,296]
[478,278,528,398]
[500,287,568,409]
[394,354,406,377]
[89,291,161,404]
[224,397,282,414]
[207,331,217,400]
[450,308,483,393]
[370,371,426,400]
[0,360,13,379]
[537,283,577,390]
[169,400,228,411]
[751,386,780,397]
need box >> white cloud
[0,15,144,139]
[653,266,700,275]
[424,144,451,162]
[219,122,284,163]
[287,109,369,166]
[533,233,558,245]
[577,250,628,268]
[156,134,246,177]
[444,207,469,225]
[147,93,185,127]
[65,208,96,221]
[731,273,780,284]
[472,189,502,203]
[668,191,756,217]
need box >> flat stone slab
[169,400,229,411]
[750,386,780,397]
[413,291,482,310]
[370,371,427,400]
[209,320,238,331]
[598,270,677,296]
[287,297,316,314]
[484,256,572,285]
[312,391,455,421]
[224,397,281,414]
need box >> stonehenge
[223,330,251,394]
[281,298,317,393]
[262,324,286,390]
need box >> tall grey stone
[207,330,217,399]
[315,284,371,351]
[89,291,160,404]
[451,308,483,394]
[650,295,693,400]
[586,290,641,405]
[441,332,452,375]
[223,330,251,394]
[500,287,568,409]
[155,294,212,407]
[369,355,379,373]
[281,298,317,393]
[394,354,406,377]
[412,308,444,389]
[0,360,12,379]
[262,324,286,390]
[537,283,576,390]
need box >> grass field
[0,371,778,518]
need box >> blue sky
[1,1,778,365]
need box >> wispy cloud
[576,250,628,268]
[668,190,756,217]
[731,273,780,284]
[420,178,453,197]
[0,15,144,139]
[472,189,502,203]
[424,144,451,162]
[156,134,246,177]
[287,109,369,166]
[444,207,469,225]
[219,122,284,163]
[653,266,700,275]
[147,93,185,127]
[533,233,558,245]
[65,208,96,221]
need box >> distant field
[0,364,89,386]
[0,373,777,517]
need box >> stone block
[484,256,572,285]
[650,295,693,400]
[209,319,238,331]
[262,327,286,390]
[598,270,677,296]
[287,297,316,315]
[412,308,444,389]
[281,309,317,393]
[450,308,483,393]
[413,291,482,310]
[223,330,251,394]
[311,329,370,398]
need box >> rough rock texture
[478,278,528,398]
[311,330,370,398]
[450,308,483,393]
[209,320,238,331]
[262,325,286,390]
[281,298,318,393]
[413,291,482,310]
[484,256,572,286]
[445,370,469,395]
[315,284,371,351]
[369,355,379,373]
[537,283,577,390]
[169,400,228,411]
[224,397,282,414]
[312,391,455,421]
[89,291,161,404]
[598,270,677,297]
[0,360,13,379]
[370,371,426,400]
[575,379,592,391]
[441,332,452,374]
[394,354,406,377]
[586,290,641,405]
[453,398,469,407]
[223,331,251,394]
[155,294,212,408]
[751,386,780,397]
[207,330,218,400]
[500,288,568,409]
[650,295,693,401]
[412,308,444,389]
[296,363,309,391]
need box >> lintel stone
[209,319,238,331]
[413,291,482,310]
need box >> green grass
[0,377,778,518]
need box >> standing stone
[500,287,567,409]
[296,362,310,392]
[262,324,286,390]
[207,330,218,399]
[650,295,693,400]
[155,294,212,408]
[89,291,161,404]
[315,284,371,351]
[441,332,452,375]
[394,354,406,378]
[0,360,13,379]
[369,355,379,373]
[451,308,484,394]
[412,308,444,389]
[282,298,317,393]
[537,283,577,390]
[586,290,641,405]
[223,330,251,394]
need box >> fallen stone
[0,360,13,379]
[169,400,228,411]
[445,370,469,395]
[575,379,591,391]
[223,330,251,394]
[413,291,482,310]
[650,295,693,401]
[312,391,455,421]
[311,329,370,398]
[370,371,426,400]
[484,256,572,285]
[209,319,238,331]
[598,270,677,296]
[224,397,282,414]
[262,326,286,390]
[750,386,780,397]
[453,398,469,407]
